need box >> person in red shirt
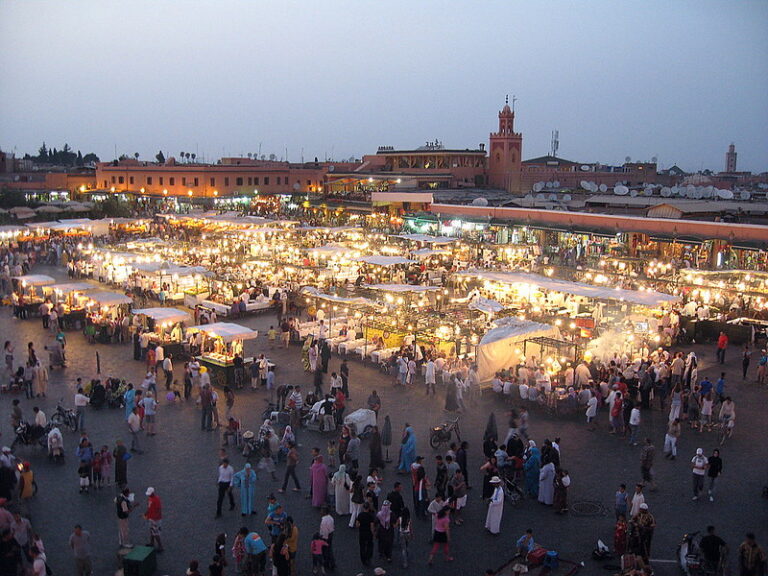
[143,487,163,551]
[716,332,728,365]
[333,389,346,428]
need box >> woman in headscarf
[376,500,395,562]
[123,383,136,421]
[538,457,556,506]
[480,455,499,500]
[444,375,459,413]
[232,463,257,515]
[524,441,541,498]
[309,342,319,373]
[331,464,351,516]
[301,335,313,372]
[368,425,385,470]
[310,454,328,508]
[397,425,416,474]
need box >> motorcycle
[678,530,727,576]
[50,402,78,432]
[429,417,461,449]
[10,422,49,451]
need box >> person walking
[737,533,767,576]
[143,487,163,552]
[427,508,453,565]
[200,384,214,431]
[115,487,137,548]
[113,440,129,489]
[640,438,656,491]
[425,357,436,396]
[139,392,158,436]
[614,484,629,519]
[629,484,645,518]
[74,388,89,432]
[742,345,752,381]
[707,449,723,502]
[339,358,350,399]
[69,524,92,576]
[691,447,709,501]
[628,403,641,446]
[664,418,681,460]
[716,331,728,365]
[215,458,235,518]
[485,476,504,535]
[232,463,257,516]
[127,408,143,454]
[355,502,376,567]
[279,442,301,494]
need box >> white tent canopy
[411,248,451,258]
[13,274,55,286]
[476,318,561,382]
[87,291,133,306]
[468,297,505,314]
[300,286,382,309]
[307,245,353,257]
[395,234,457,244]
[457,269,679,307]
[364,284,440,293]
[131,262,211,277]
[132,307,191,324]
[186,322,258,343]
[47,282,96,294]
[356,256,415,267]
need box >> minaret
[488,96,523,194]
[725,143,737,172]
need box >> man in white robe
[485,476,504,534]
[538,461,555,505]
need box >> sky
[1,0,767,173]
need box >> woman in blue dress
[123,383,136,421]
[524,440,541,498]
[397,424,416,474]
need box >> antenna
[550,130,559,158]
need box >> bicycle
[716,419,734,446]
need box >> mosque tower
[488,96,523,194]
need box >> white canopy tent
[47,282,96,294]
[13,274,55,286]
[307,245,354,257]
[395,234,457,245]
[132,307,191,324]
[86,291,133,307]
[300,286,382,309]
[364,284,440,293]
[468,297,505,315]
[411,248,451,259]
[457,269,679,307]
[355,256,415,267]
[476,318,561,382]
[186,322,258,343]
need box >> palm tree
[191,153,196,163]
[134,152,139,160]
[186,152,191,162]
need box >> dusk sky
[1,0,766,172]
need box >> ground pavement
[3,268,767,576]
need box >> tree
[83,153,100,164]
[155,150,165,164]
[134,152,140,160]
[37,143,48,161]
[185,152,191,162]
[180,151,184,162]
[76,151,84,166]
[191,153,196,163]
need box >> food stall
[12,274,56,317]
[131,307,191,358]
[42,282,96,329]
[186,322,259,388]
[84,291,133,343]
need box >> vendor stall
[42,282,96,329]
[186,322,259,388]
[12,274,55,318]
[84,291,133,343]
[132,307,191,358]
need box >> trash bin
[123,546,157,576]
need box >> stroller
[47,427,64,463]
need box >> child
[78,463,90,493]
[327,440,337,469]
[100,446,113,486]
[614,514,628,556]
[91,451,103,489]
[268,326,277,350]
[310,532,327,575]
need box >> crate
[123,546,156,576]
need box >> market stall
[42,282,96,329]
[12,274,55,317]
[132,307,191,358]
[186,322,259,388]
[84,291,133,343]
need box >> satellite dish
[625,156,632,163]
[328,165,335,172]
[644,187,654,197]
[651,156,658,163]
[599,183,608,192]
[670,186,679,196]
[293,182,301,191]
[472,197,489,207]
[702,188,713,199]
[717,189,734,200]
[545,181,553,189]
[562,194,572,202]
[740,190,751,201]
[580,180,591,190]
[630,189,638,197]
[660,187,672,198]
[590,182,599,193]
[535,193,546,201]
[580,165,591,172]
[614,185,629,196]
[533,182,544,192]
[693,189,704,200]
[524,194,534,200]
[552,180,560,188]
[548,194,558,201]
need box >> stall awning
[394,234,457,245]
[468,297,505,314]
[187,322,259,343]
[132,307,191,324]
[13,274,56,286]
[87,291,133,306]
[364,284,440,293]
[411,248,451,258]
[355,256,415,267]
[47,282,96,294]
[131,262,211,277]
[456,269,679,307]
[307,245,353,257]
[300,287,382,309]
